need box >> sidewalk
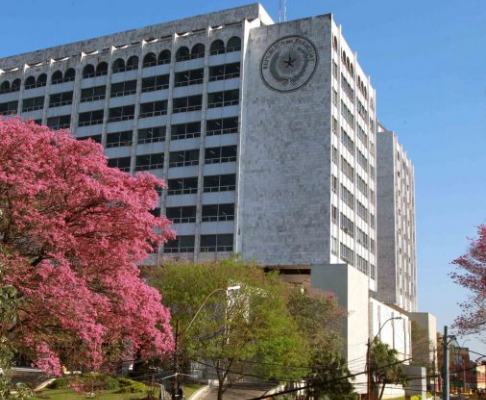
[190,381,277,400]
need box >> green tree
[288,288,354,400]
[369,340,407,400]
[148,258,309,400]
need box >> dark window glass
[138,126,166,144]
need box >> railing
[169,159,199,168]
[204,155,237,164]
[135,163,164,171]
[22,105,43,112]
[106,141,132,148]
[206,127,237,136]
[200,245,233,252]
[209,72,240,82]
[164,246,195,253]
[111,89,136,97]
[107,114,134,122]
[138,136,165,144]
[207,99,238,109]
[80,95,105,103]
[172,105,202,113]
[0,87,21,94]
[174,78,203,87]
[171,131,201,140]
[142,84,169,92]
[25,82,46,90]
[139,110,167,118]
[78,118,103,127]
[170,217,196,223]
[201,215,234,222]
[168,187,198,195]
[49,100,73,108]
[203,185,235,193]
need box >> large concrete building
[376,123,417,312]
[0,4,423,393]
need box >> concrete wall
[311,263,369,393]
[239,15,333,266]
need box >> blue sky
[1,0,484,353]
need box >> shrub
[117,378,147,393]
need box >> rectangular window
[357,201,369,223]
[340,242,354,266]
[341,73,355,100]
[22,96,44,112]
[138,126,166,144]
[357,124,368,148]
[135,153,164,171]
[200,234,233,252]
[209,63,240,81]
[357,175,368,197]
[77,134,101,144]
[142,75,169,92]
[80,85,106,102]
[331,175,337,194]
[108,105,135,122]
[164,235,195,253]
[202,203,235,222]
[203,174,236,193]
[357,149,368,172]
[47,115,71,129]
[111,80,137,97]
[171,122,201,140]
[331,236,338,255]
[340,184,354,209]
[106,130,133,148]
[341,128,354,154]
[332,146,338,164]
[356,255,368,275]
[166,206,197,223]
[370,213,375,229]
[139,100,167,118]
[206,117,238,136]
[0,101,18,116]
[332,89,338,106]
[341,100,354,126]
[357,228,369,249]
[331,117,338,134]
[331,206,338,225]
[169,150,199,168]
[167,177,198,195]
[49,91,73,108]
[332,61,338,79]
[172,95,202,113]
[340,212,354,237]
[108,157,131,172]
[205,145,237,164]
[208,90,239,108]
[78,110,104,126]
[174,69,204,87]
[340,156,354,181]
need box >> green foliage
[116,378,147,393]
[48,373,120,391]
[370,340,408,400]
[147,258,310,388]
[0,254,20,399]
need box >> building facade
[376,123,417,311]
[0,4,419,393]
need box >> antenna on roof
[278,0,287,22]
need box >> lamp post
[458,339,471,399]
[366,316,402,400]
[172,285,241,400]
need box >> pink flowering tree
[0,118,175,376]
[451,225,486,339]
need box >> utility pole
[442,326,456,400]
[172,320,179,400]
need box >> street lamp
[171,285,241,399]
[366,316,403,400]
[457,339,471,398]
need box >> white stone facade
[0,4,378,287]
[376,124,417,311]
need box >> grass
[31,387,159,400]
[182,382,204,398]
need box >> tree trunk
[217,381,225,400]
[378,382,386,400]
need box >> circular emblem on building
[260,36,318,92]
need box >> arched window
[158,50,171,64]
[143,53,156,68]
[175,46,190,62]
[96,62,108,76]
[210,39,225,55]
[37,74,47,87]
[227,37,241,52]
[191,43,205,59]
[25,76,36,89]
[350,64,354,76]
[333,36,338,51]
[112,58,126,73]
[0,81,10,94]
[51,70,63,84]
[64,68,76,82]
[83,64,95,78]
[12,79,21,92]
[342,50,346,64]
[126,56,139,71]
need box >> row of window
[0,37,242,93]
[72,90,239,126]
[166,203,234,223]
[164,233,233,253]
[107,145,236,172]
